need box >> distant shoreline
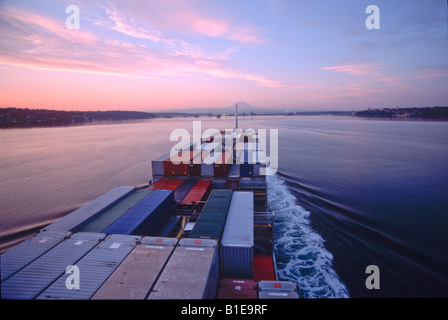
[1,106,447,128]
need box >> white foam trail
[267,174,350,298]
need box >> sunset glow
[0,0,447,111]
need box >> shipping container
[180,179,212,209]
[201,153,215,177]
[214,151,233,177]
[163,154,186,176]
[200,142,220,177]
[149,178,184,190]
[187,150,201,176]
[254,149,267,177]
[91,237,178,300]
[239,150,254,177]
[226,164,240,190]
[104,189,174,236]
[174,179,197,202]
[213,178,227,189]
[228,164,240,179]
[148,238,219,300]
[220,192,254,279]
[163,147,199,176]
[157,216,181,237]
[189,189,233,241]
[74,189,153,233]
[151,143,197,177]
[151,152,171,176]
[257,281,299,299]
[1,230,71,282]
[43,186,136,232]
[216,279,258,299]
[1,232,106,299]
[37,234,141,300]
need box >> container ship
[1,127,299,300]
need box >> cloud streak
[0,5,280,88]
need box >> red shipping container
[164,150,196,176]
[149,179,184,190]
[216,279,258,299]
[188,151,202,176]
[180,179,212,209]
[214,151,232,177]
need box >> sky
[0,0,447,112]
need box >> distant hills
[1,105,447,128]
[354,106,448,119]
[161,101,274,115]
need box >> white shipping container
[220,192,254,279]
[92,237,178,300]
[1,232,106,300]
[1,230,72,282]
[148,238,219,300]
[37,234,141,300]
[257,281,299,299]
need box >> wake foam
[267,174,350,298]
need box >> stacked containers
[91,237,178,300]
[253,149,267,178]
[43,186,136,232]
[2,232,106,299]
[239,148,255,177]
[164,149,202,177]
[214,150,233,177]
[239,146,256,190]
[220,192,254,279]
[148,238,219,299]
[1,230,71,282]
[201,142,219,177]
[227,164,240,190]
[151,152,171,182]
[37,234,141,300]
[74,189,153,233]
[188,189,233,241]
[103,189,174,236]
[188,150,202,176]
[151,143,196,179]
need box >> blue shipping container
[174,179,197,202]
[239,150,254,177]
[104,190,174,236]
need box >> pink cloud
[0,6,281,89]
[186,16,265,44]
[2,9,97,45]
[321,63,406,95]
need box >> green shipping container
[189,189,233,241]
